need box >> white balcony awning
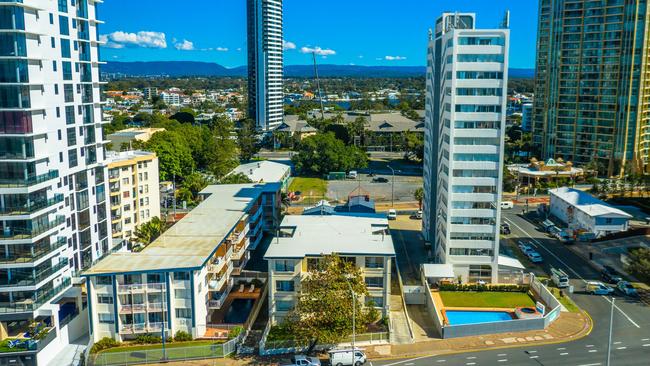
[422,263,455,279]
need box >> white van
[329,349,367,366]
[551,268,569,288]
[347,171,358,179]
[387,209,397,220]
[500,201,514,209]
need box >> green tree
[625,248,650,284]
[283,255,376,352]
[170,111,195,124]
[144,131,195,181]
[220,172,253,184]
[403,131,424,161]
[237,119,259,161]
[414,187,424,209]
[182,172,211,199]
[133,217,167,245]
[205,116,239,179]
[292,133,368,175]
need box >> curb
[370,311,594,362]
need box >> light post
[345,279,356,364]
[388,165,395,207]
[606,297,614,366]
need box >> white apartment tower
[423,13,509,283]
[247,0,284,131]
[0,0,111,364]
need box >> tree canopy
[133,217,167,247]
[220,172,253,184]
[626,248,650,284]
[292,133,368,175]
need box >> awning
[422,263,455,278]
[498,255,525,270]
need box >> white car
[329,349,367,366]
[585,281,615,295]
[617,281,638,297]
[282,355,321,366]
[387,209,397,220]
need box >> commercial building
[83,183,281,342]
[264,215,395,324]
[228,160,291,191]
[521,103,532,132]
[533,1,650,176]
[106,151,161,241]
[507,158,584,189]
[106,128,165,151]
[159,92,181,107]
[549,187,631,238]
[422,13,510,283]
[142,87,158,101]
[247,0,284,131]
[0,0,112,364]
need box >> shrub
[266,324,294,342]
[90,337,121,354]
[228,326,244,340]
[133,333,161,345]
[438,283,529,292]
[174,330,192,342]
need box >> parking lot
[327,174,422,203]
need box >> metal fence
[89,336,240,366]
[259,332,389,356]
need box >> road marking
[560,352,569,355]
[466,357,477,360]
[556,347,566,350]
[601,296,641,328]
[616,346,627,350]
[643,344,650,347]
[498,359,508,363]
[527,350,537,353]
[529,355,539,359]
[466,363,476,366]
[497,354,507,357]
[586,345,595,348]
[405,363,414,366]
[382,355,435,366]
[576,363,601,366]
[436,360,446,363]
[642,338,650,341]
[588,350,598,353]
[613,341,622,345]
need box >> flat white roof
[422,263,455,278]
[498,255,525,270]
[84,183,279,275]
[229,160,291,183]
[264,215,396,259]
[549,187,632,219]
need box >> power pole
[312,52,325,119]
[606,297,614,366]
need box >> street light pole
[346,280,355,364]
[606,297,614,366]
[388,165,395,207]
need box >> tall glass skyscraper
[0,0,111,364]
[247,0,284,131]
[533,0,650,176]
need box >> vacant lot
[288,177,327,198]
[440,291,536,308]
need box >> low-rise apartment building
[264,215,395,324]
[82,183,280,342]
[106,151,161,241]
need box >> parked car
[372,177,389,183]
[585,281,615,295]
[500,223,511,235]
[387,209,397,220]
[601,265,623,284]
[500,201,514,209]
[347,171,358,179]
[517,241,535,254]
[410,210,422,220]
[617,281,638,297]
[282,355,321,366]
[527,251,544,263]
[329,349,367,366]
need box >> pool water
[445,310,513,325]
[223,299,255,323]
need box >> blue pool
[223,299,254,323]
[445,310,513,325]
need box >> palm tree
[414,187,424,210]
[134,217,167,246]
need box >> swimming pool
[445,310,514,325]
[223,299,255,323]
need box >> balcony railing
[0,195,64,216]
[146,283,165,292]
[0,170,59,188]
[120,304,145,313]
[0,260,67,288]
[117,283,144,293]
[147,302,164,311]
[0,216,65,240]
[0,277,71,313]
[120,323,146,334]
[0,237,66,264]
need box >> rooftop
[550,187,632,219]
[264,215,396,259]
[229,160,291,184]
[84,183,280,276]
[106,150,156,165]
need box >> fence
[89,336,241,366]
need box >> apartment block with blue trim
[82,183,280,342]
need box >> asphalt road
[374,206,650,366]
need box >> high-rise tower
[0,0,111,363]
[247,0,284,131]
[423,13,511,283]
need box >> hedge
[439,283,529,292]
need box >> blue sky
[99,0,538,68]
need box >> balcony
[0,237,66,264]
[0,277,70,313]
[0,260,67,288]
[0,194,64,216]
[117,283,144,293]
[0,215,65,241]
[231,252,250,276]
[119,304,145,314]
[231,243,247,261]
[147,302,164,312]
[207,279,233,309]
[0,170,58,188]
[208,257,227,274]
[119,323,146,335]
[146,283,165,292]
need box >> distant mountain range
[102,61,534,79]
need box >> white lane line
[529,355,539,359]
[642,338,650,341]
[436,361,446,363]
[613,341,622,345]
[560,352,569,356]
[466,357,477,360]
[616,346,627,350]
[506,217,643,328]
[381,355,435,366]
[586,345,595,348]
[527,350,537,353]
[600,296,641,328]
[643,344,650,347]
[498,360,508,363]
[588,350,598,353]
[577,363,601,366]
[556,347,566,350]
[405,363,414,366]
[466,363,476,366]
[497,353,507,357]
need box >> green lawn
[440,291,536,308]
[94,341,226,366]
[288,177,327,197]
[99,340,221,354]
[549,287,580,312]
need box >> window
[175,308,191,319]
[276,300,294,312]
[365,257,384,269]
[97,295,113,304]
[62,61,72,80]
[306,257,323,271]
[457,54,503,63]
[58,15,69,35]
[52,60,57,72]
[96,276,112,285]
[174,289,190,299]
[274,259,294,272]
[58,0,68,12]
[276,280,295,292]
[98,313,114,324]
[449,248,493,256]
[68,149,77,168]
[64,84,73,102]
[65,105,75,124]
[364,277,383,288]
[173,272,190,281]
[366,296,384,308]
[458,36,504,46]
[455,105,502,113]
[60,39,70,58]
[147,273,162,284]
[469,265,492,282]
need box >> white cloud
[300,46,336,56]
[358,55,364,59]
[100,31,167,49]
[384,55,407,61]
[174,39,194,51]
[283,40,296,50]
[236,48,242,52]
[215,47,229,52]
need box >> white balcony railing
[117,284,144,293]
[146,283,165,292]
[147,322,164,332]
[147,302,164,311]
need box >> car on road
[601,265,623,284]
[500,223,511,234]
[517,241,535,254]
[585,281,615,295]
[410,210,422,219]
[347,171,358,179]
[329,349,367,366]
[372,177,389,183]
[527,251,544,263]
[617,281,638,297]
[281,355,321,366]
[387,209,397,220]
[500,201,514,209]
